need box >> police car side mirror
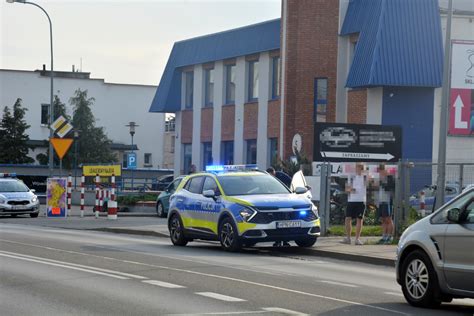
[30,189,36,193]
[203,190,216,199]
[294,187,308,195]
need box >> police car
[0,173,40,218]
[167,165,320,251]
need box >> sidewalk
[3,205,397,267]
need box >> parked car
[0,173,40,218]
[155,174,174,191]
[156,176,184,218]
[396,186,474,308]
[409,183,461,214]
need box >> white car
[0,173,40,218]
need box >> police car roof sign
[51,138,74,159]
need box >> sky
[1,0,281,86]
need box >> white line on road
[142,280,185,288]
[319,280,359,288]
[166,311,268,316]
[384,292,404,297]
[0,250,147,280]
[196,292,246,302]
[262,307,309,315]
[0,252,128,280]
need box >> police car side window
[188,177,204,194]
[203,177,220,196]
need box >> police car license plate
[11,205,27,210]
[277,221,301,228]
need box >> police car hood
[229,194,311,209]
[0,192,33,200]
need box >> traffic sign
[50,138,74,159]
[314,123,402,162]
[83,164,122,177]
[127,153,137,169]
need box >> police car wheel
[219,218,241,252]
[169,214,188,246]
[295,237,317,248]
[156,202,166,218]
[10,214,17,218]
[30,212,39,218]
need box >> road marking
[166,311,268,316]
[196,292,246,302]
[0,250,147,280]
[319,280,358,288]
[0,238,409,315]
[385,292,404,297]
[142,280,185,288]
[262,307,309,315]
[0,252,128,280]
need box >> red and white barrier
[95,174,100,218]
[67,175,72,216]
[108,174,117,220]
[80,175,85,218]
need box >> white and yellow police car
[0,173,40,218]
[167,165,320,251]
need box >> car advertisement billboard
[46,177,68,218]
[449,40,474,136]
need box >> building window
[41,103,49,125]
[225,64,236,104]
[271,56,280,99]
[268,138,278,166]
[314,78,328,120]
[202,142,212,170]
[221,141,234,165]
[122,153,128,169]
[165,117,175,132]
[185,71,194,109]
[245,139,257,164]
[144,153,152,166]
[248,60,259,102]
[183,144,192,174]
[204,68,214,107]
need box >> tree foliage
[0,98,34,164]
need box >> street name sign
[83,165,122,177]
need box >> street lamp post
[7,0,55,177]
[126,122,138,191]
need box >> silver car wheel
[406,259,429,300]
[221,223,234,248]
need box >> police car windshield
[0,180,29,192]
[217,174,290,196]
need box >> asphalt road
[1,223,473,316]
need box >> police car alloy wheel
[295,237,317,248]
[30,212,39,218]
[401,250,441,308]
[169,214,188,246]
[219,217,241,252]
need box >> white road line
[0,250,147,280]
[0,238,409,315]
[263,307,309,316]
[142,280,185,288]
[0,253,128,280]
[319,280,359,288]
[166,311,268,316]
[385,292,404,297]
[196,292,246,302]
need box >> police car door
[195,176,221,236]
[184,176,205,229]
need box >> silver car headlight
[31,196,38,203]
[239,207,257,222]
[312,205,319,217]
[0,197,6,204]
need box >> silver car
[0,176,40,218]
[396,187,474,307]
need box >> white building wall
[366,87,383,124]
[257,52,270,169]
[0,69,166,168]
[174,111,182,177]
[192,65,203,170]
[234,57,246,164]
[336,0,351,123]
[212,61,224,165]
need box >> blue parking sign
[127,153,137,169]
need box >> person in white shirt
[342,163,368,245]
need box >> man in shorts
[342,163,368,245]
[376,164,395,244]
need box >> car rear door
[443,191,474,292]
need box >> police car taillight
[0,173,17,178]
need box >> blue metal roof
[149,19,281,113]
[341,0,443,88]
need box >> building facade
[0,68,168,169]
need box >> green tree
[0,98,34,164]
[70,89,117,165]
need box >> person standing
[376,164,395,244]
[342,163,368,245]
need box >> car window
[217,174,290,196]
[432,190,474,224]
[168,178,181,193]
[0,180,30,192]
[463,201,474,224]
[203,177,220,195]
[187,177,204,194]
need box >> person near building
[342,163,369,245]
[188,164,197,175]
[375,164,395,244]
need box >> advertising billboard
[449,40,474,136]
[46,177,67,218]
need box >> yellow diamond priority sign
[50,138,74,159]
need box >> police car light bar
[0,173,17,178]
[205,165,258,172]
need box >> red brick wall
[244,102,258,140]
[347,89,367,124]
[282,0,340,160]
[181,110,193,144]
[267,100,280,139]
[221,105,235,141]
[201,107,213,142]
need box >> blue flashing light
[205,164,259,172]
[205,165,225,172]
[299,210,308,217]
[0,173,16,178]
